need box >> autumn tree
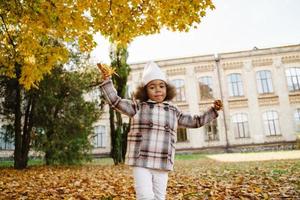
[0,51,102,167]
[1,1,91,168]
[33,65,101,165]
[108,45,131,164]
[0,72,38,169]
[0,0,214,169]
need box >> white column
[274,58,296,141]
[244,60,264,143]
[185,65,203,148]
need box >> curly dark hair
[133,82,177,102]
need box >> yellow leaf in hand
[97,63,119,77]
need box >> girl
[98,61,223,200]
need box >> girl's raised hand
[97,63,119,80]
[213,99,223,111]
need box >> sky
[90,0,300,65]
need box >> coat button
[164,107,169,111]
[164,124,169,130]
[149,104,154,109]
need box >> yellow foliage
[97,63,119,78]
[0,0,214,89]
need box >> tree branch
[0,14,16,49]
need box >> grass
[88,157,114,165]
[0,153,208,167]
[0,158,45,168]
[0,158,115,167]
[1,150,299,168]
[175,153,207,160]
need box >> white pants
[133,167,169,200]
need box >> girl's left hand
[213,99,223,111]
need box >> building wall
[124,44,300,152]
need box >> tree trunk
[110,109,127,164]
[110,107,124,164]
[13,80,24,169]
[122,119,130,160]
[45,150,52,165]
[115,111,124,163]
[13,64,26,169]
[21,94,36,168]
[13,65,36,169]
[109,46,130,165]
[109,108,115,162]
[44,128,55,165]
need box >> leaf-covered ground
[1,156,299,200]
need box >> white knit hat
[142,61,167,86]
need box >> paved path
[207,150,300,162]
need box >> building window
[263,111,281,136]
[204,119,219,141]
[228,73,244,97]
[0,126,14,150]
[256,70,273,94]
[199,76,213,100]
[294,108,300,132]
[93,125,106,148]
[285,67,300,92]
[232,113,250,138]
[177,128,187,142]
[172,79,186,102]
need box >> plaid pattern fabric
[100,79,218,171]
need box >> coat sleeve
[176,106,219,128]
[99,79,138,117]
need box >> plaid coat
[100,79,218,171]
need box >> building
[92,44,300,156]
[1,44,300,157]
